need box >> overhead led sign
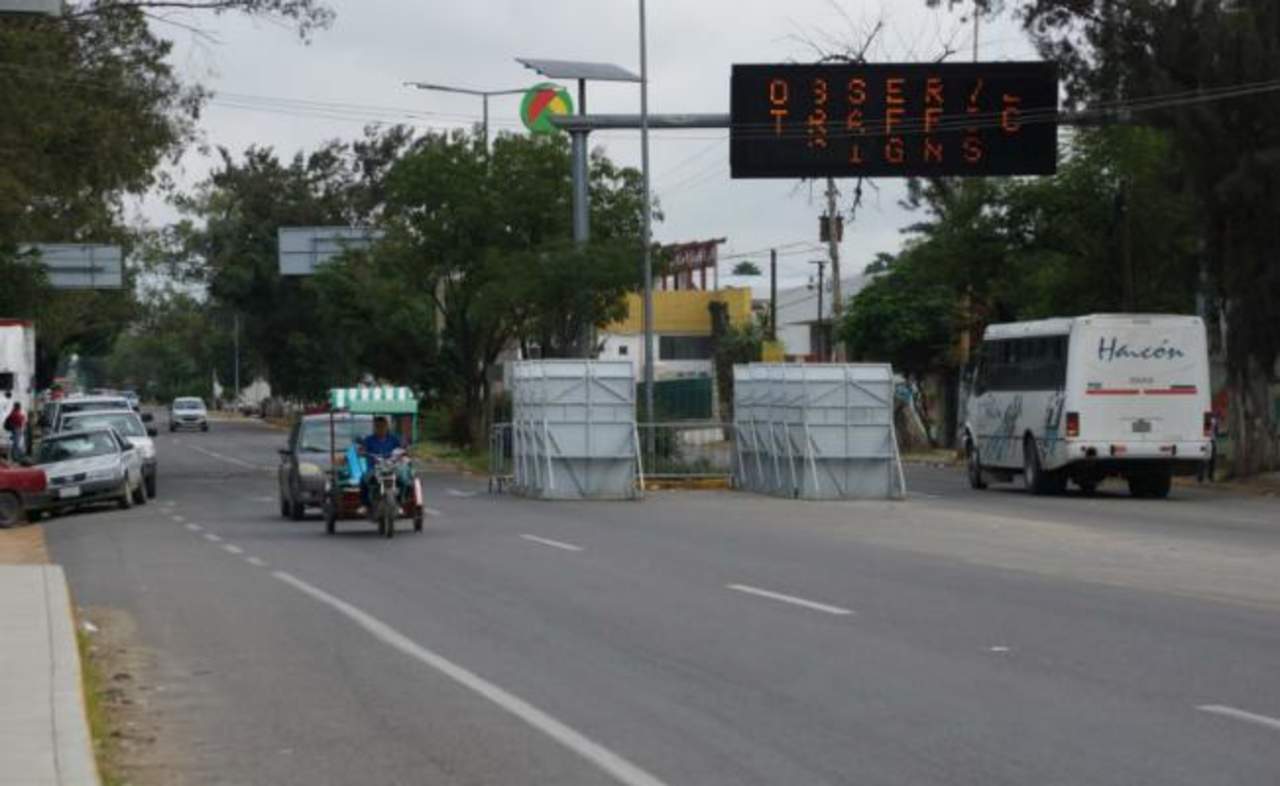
[730,62,1059,179]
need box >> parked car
[30,427,146,514]
[51,394,133,431]
[278,412,373,520]
[169,397,209,432]
[58,409,158,499]
[0,457,47,527]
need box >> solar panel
[515,58,641,83]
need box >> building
[773,273,876,359]
[599,288,753,380]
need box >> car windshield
[299,418,373,452]
[174,399,204,411]
[37,432,119,463]
[62,413,145,438]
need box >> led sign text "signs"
[730,62,1059,178]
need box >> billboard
[730,61,1059,179]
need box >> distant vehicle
[963,314,1212,498]
[0,456,46,527]
[278,413,373,520]
[58,409,158,499]
[30,427,146,514]
[51,394,133,431]
[169,397,209,432]
[121,389,141,411]
[0,319,36,456]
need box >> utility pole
[769,249,778,342]
[810,259,826,361]
[825,178,842,360]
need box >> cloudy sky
[138,0,1037,291]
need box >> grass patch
[412,439,489,475]
[77,627,126,786]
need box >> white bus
[963,314,1212,498]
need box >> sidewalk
[0,564,101,786]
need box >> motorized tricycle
[319,386,425,539]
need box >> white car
[170,397,209,432]
[58,409,158,499]
[31,427,147,513]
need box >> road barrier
[508,361,642,500]
[734,363,907,500]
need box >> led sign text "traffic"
[730,62,1059,178]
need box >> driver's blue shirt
[361,432,402,460]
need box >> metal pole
[571,131,591,245]
[973,0,980,62]
[817,261,825,361]
[482,94,490,151]
[769,249,778,342]
[233,312,240,407]
[640,0,655,428]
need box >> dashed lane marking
[184,523,202,532]
[726,583,854,616]
[520,534,584,552]
[222,544,244,555]
[203,533,223,543]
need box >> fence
[637,422,734,479]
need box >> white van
[963,314,1212,498]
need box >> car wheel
[26,509,43,524]
[145,473,157,499]
[118,480,133,510]
[289,493,305,521]
[201,423,209,432]
[0,492,20,528]
[1077,479,1099,496]
[324,494,337,535]
[966,439,988,490]
[132,477,147,506]
[280,494,291,519]
[169,424,176,432]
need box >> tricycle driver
[358,415,413,507]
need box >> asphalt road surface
[45,417,1280,786]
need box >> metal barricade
[488,423,513,493]
[636,422,735,480]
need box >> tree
[732,261,762,276]
[841,254,954,445]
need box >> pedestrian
[3,402,26,460]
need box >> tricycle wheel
[323,498,336,535]
[381,505,395,539]
[413,509,424,533]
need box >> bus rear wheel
[1129,470,1172,499]
[1023,436,1064,495]
[966,440,988,490]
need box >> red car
[0,459,47,527]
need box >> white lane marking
[1197,705,1280,733]
[989,646,1012,653]
[189,444,267,471]
[271,570,669,786]
[446,488,477,498]
[911,492,942,500]
[203,533,223,543]
[170,514,185,523]
[422,507,444,518]
[245,556,268,568]
[222,544,244,555]
[252,496,276,503]
[520,534,584,552]
[726,584,854,616]
[184,523,202,532]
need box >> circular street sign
[520,82,575,135]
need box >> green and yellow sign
[520,82,574,135]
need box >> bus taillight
[1066,412,1080,438]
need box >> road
[44,417,1280,786]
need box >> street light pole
[404,82,526,151]
[640,0,655,429]
[810,259,827,361]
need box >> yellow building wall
[608,288,753,335]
